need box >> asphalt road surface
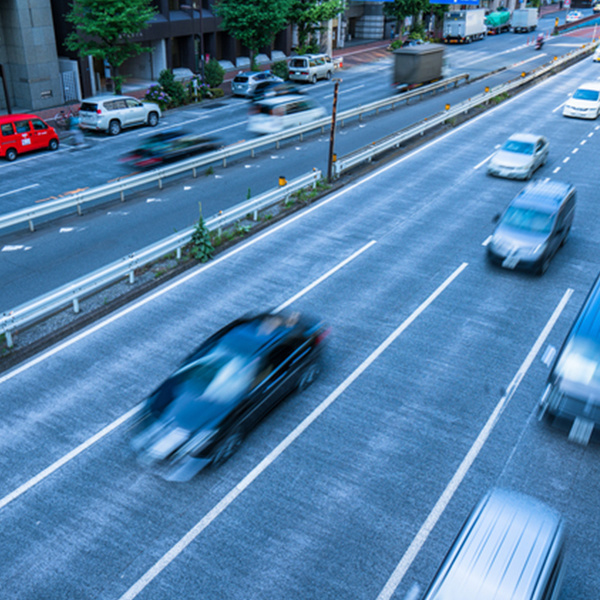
[1,31,599,597]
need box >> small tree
[215,0,291,69]
[271,60,289,80]
[288,0,345,50]
[65,0,157,94]
[190,207,214,262]
[204,58,225,88]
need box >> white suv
[79,95,161,135]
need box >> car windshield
[573,88,599,101]
[502,140,534,154]
[555,336,600,391]
[501,206,554,233]
[173,345,256,405]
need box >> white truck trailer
[511,8,538,32]
[443,9,487,43]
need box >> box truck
[485,9,512,34]
[512,8,538,32]
[392,44,446,92]
[443,9,487,43]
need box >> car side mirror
[492,213,501,223]
[541,345,556,367]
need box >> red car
[0,113,59,161]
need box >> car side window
[126,99,141,108]
[15,120,31,133]
[309,59,317,67]
[104,101,116,111]
[114,100,127,109]
[31,119,48,131]
[1,123,14,136]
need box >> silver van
[487,179,576,275]
[247,94,326,135]
[288,54,334,84]
[423,489,566,600]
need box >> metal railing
[333,42,597,178]
[0,74,469,235]
[0,170,321,348]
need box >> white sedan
[487,133,549,180]
[563,81,600,119]
[566,10,583,23]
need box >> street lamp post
[182,2,205,80]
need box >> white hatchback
[563,82,600,119]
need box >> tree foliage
[65,0,157,94]
[288,0,345,49]
[204,58,225,88]
[384,0,429,33]
[215,0,291,67]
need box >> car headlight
[524,242,545,256]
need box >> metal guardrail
[0,74,469,235]
[333,42,598,178]
[0,170,321,348]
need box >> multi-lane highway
[1,19,599,598]
[1,16,596,311]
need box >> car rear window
[234,76,249,83]
[80,102,98,112]
[290,59,307,68]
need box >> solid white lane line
[0,241,376,510]
[473,153,494,170]
[0,405,142,512]
[376,287,573,600]
[118,262,468,600]
[552,100,567,113]
[0,184,40,199]
[275,240,376,312]
[481,235,492,247]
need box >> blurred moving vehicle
[540,272,600,444]
[593,47,600,62]
[79,94,161,135]
[566,10,583,22]
[563,81,600,119]
[422,488,566,600]
[443,8,487,43]
[288,54,334,84]
[487,179,576,275]
[252,80,304,101]
[131,310,330,481]
[595,0,600,13]
[487,133,549,180]
[392,44,446,92]
[120,129,219,169]
[0,113,59,161]
[247,94,326,134]
[232,71,282,98]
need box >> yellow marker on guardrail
[279,176,287,187]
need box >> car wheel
[326,70,332,81]
[5,148,17,161]
[108,120,122,136]
[525,166,533,180]
[312,74,317,84]
[48,138,59,151]
[560,226,571,247]
[147,112,159,127]
[537,255,551,275]
[212,430,243,467]
[298,361,320,391]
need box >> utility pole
[327,79,341,183]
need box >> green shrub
[271,60,289,80]
[145,84,171,110]
[190,215,214,262]
[158,69,186,107]
[207,87,224,99]
[205,58,225,88]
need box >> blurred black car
[121,128,219,169]
[252,80,305,101]
[131,310,330,481]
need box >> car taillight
[96,108,102,114]
[138,158,160,167]
[301,71,309,76]
[315,327,331,345]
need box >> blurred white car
[487,133,549,180]
[231,71,283,98]
[593,47,600,62]
[563,81,600,119]
[565,10,583,23]
[248,94,326,134]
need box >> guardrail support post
[5,330,13,348]
[193,167,197,178]
[129,271,135,284]
[251,149,255,158]
[176,247,182,259]
[73,298,80,313]
[120,190,125,202]
[28,219,35,232]
[77,203,82,216]
[158,178,163,190]
[223,157,227,167]
[300,133,303,141]
[253,209,258,220]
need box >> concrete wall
[0,0,63,111]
